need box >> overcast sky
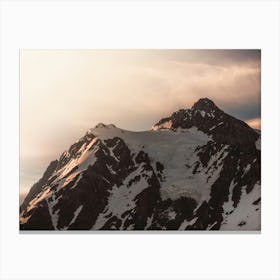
[20,49,261,199]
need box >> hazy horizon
[20,49,261,202]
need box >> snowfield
[89,125,214,203]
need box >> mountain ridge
[20,98,261,231]
[152,98,258,145]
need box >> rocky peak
[191,98,219,112]
[152,97,258,145]
[94,123,116,129]
[95,123,107,128]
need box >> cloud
[245,118,261,129]
[149,49,261,68]
[121,56,260,123]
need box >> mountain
[20,98,261,230]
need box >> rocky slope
[20,98,261,230]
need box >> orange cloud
[245,118,261,129]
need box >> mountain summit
[192,98,219,111]
[152,98,258,145]
[20,98,261,231]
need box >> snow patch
[222,180,237,215]
[242,164,251,177]
[168,210,177,220]
[46,192,62,230]
[179,217,198,230]
[144,214,154,230]
[209,122,224,131]
[220,182,261,230]
[199,110,206,117]
[255,136,261,151]
[62,205,83,230]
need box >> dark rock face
[192,98,218,111]
[154,98,259,145]
[20,98,261,231]
[20,200,54,230]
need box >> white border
[1,1,280,279]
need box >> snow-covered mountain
[20,98,261,230]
